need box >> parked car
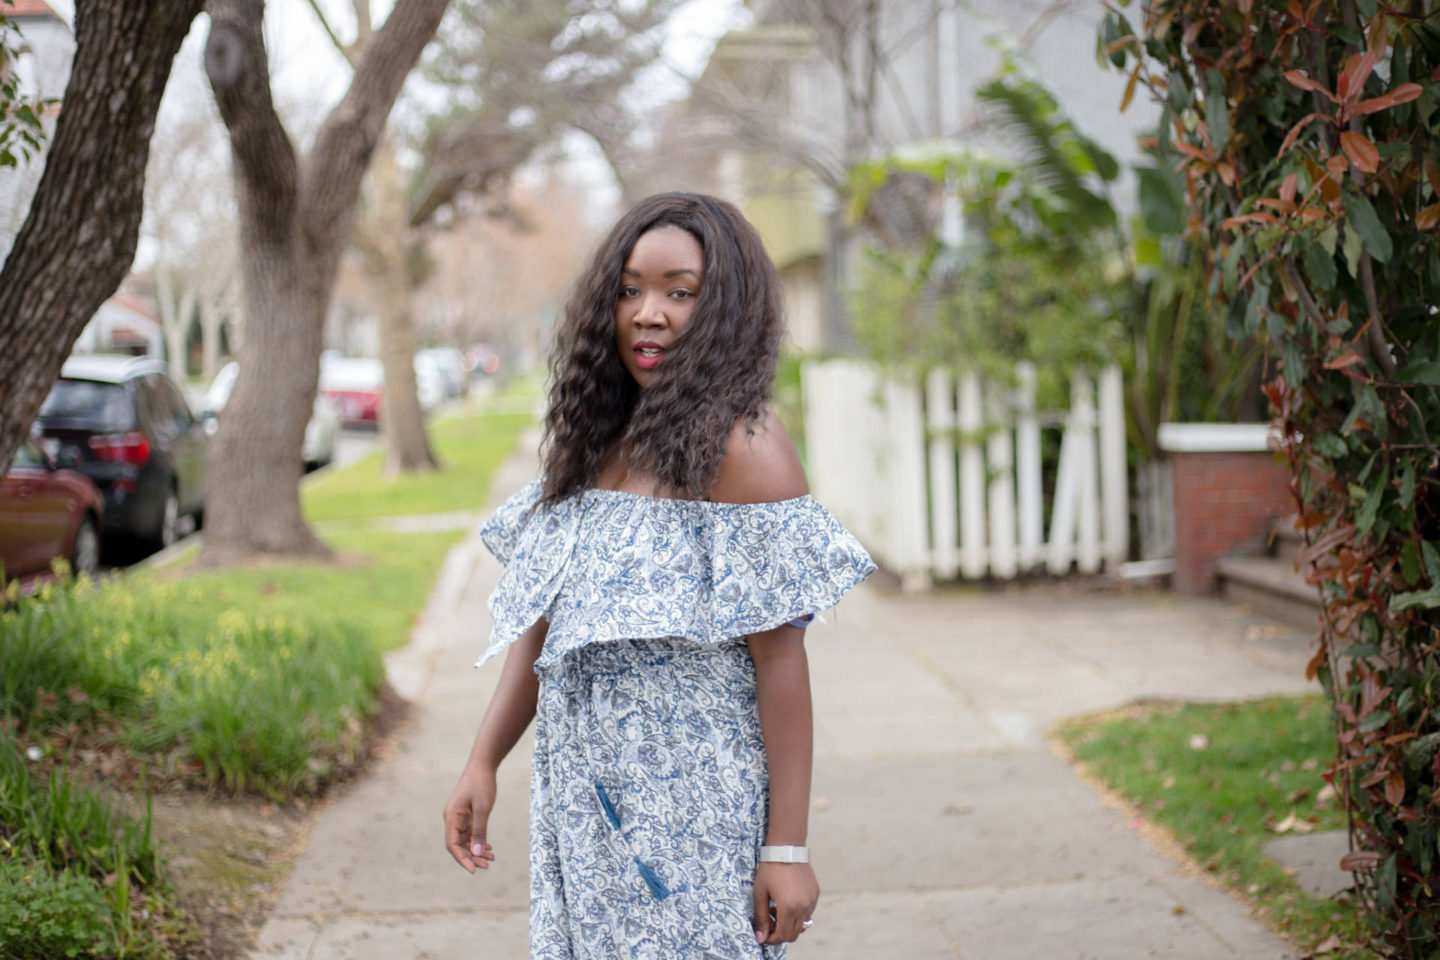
[413,353,448,412]
[36,355,207,549]
[0,434,104,591]
[320,355,446,427]
[320,357,384,429]
[202,361,339,469]
[418,347,467,398]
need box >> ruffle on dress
[476,478,876,670]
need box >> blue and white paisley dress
[477,479,875,960]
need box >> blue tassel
[633,856,672,900]
[594,781,622,830]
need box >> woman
[443,192,874,958]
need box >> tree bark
[364,134,439,475]
[201,0,451,564]
[0,0,205,475]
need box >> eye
[669,289,694,300]
[620,286,639,298]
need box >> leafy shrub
[0,853,109,960]
[1,577,385,798]
[1106,0,1440,952]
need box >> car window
[154,376,194,428]
[39,379,134,431]
[11,438,45,469]
[133,379,170,436]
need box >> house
[651,0,1160,353]
[0,0,73,267]
[71,284,164,358]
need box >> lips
[633,341,667,371]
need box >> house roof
[7,0,62,19]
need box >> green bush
[0,853,109,960]
[1,577,384,798]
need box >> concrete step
[1271,516,1304,568]
[1217,554,1321,633]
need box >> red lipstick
[633,340,667,371]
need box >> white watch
[759,845,810,863]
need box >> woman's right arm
[443,617,547,873]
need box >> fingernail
[755,930,765,944]
[472,843,484,856]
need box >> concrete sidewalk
[251,438,1315,960]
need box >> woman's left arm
[748,623,819,946]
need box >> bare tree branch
[304,0,355,63]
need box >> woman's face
[614,224,704,388]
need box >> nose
[634,292,668,328]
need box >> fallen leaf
[1189,734,1210,750]
[1311,934,1342,955]
[1271,811,1316,834]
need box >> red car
[320,357,383,429]
[0,435,104,592]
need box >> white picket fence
[802,359,1129,590]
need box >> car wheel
[153,488,179,550]
[71,514,100,578]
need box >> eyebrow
[621,267,701,279]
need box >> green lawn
[302,406,533,523]
[138,529,466,655]
[1054,696,1366,957]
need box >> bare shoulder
[709,409,809,504]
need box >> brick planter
[1158,423,1293,595]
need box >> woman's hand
[751,861,819,945]
[443,762,498,874]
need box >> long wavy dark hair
[540,192,783,504]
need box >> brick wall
[1171,450,1293,594]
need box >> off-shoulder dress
[476,479,875,960]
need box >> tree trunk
[366,134,439,475]
[0,0,204,475]
[199,284,230,380]
[201,0,451,564]
[156,265,197,384]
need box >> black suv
[36,355,208,549]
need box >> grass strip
[301,403,533,524]
[1054,696,1368,957]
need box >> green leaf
[1393,586,1440,612]
[1342,192,1393,264]
[1303,239,1337,290]
[1314,432,1348,458]
[1346,642,1382,658]
[1134,234,1161,266]
[1423,541,1440,582]
[1245,281,1270,336]
[1317,224,1337,256]
[1356,464,1390,536]
[1137,164,1184,235]
[1356,0,1377,18]
[1205,69,1230,154]
[1393,360,1440,385]
[1168,73,1191,112]
[1359,709,1392,733]
[1400,461,1416,514]
[1401,541,1423,585]
[1342,223,1364,278]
